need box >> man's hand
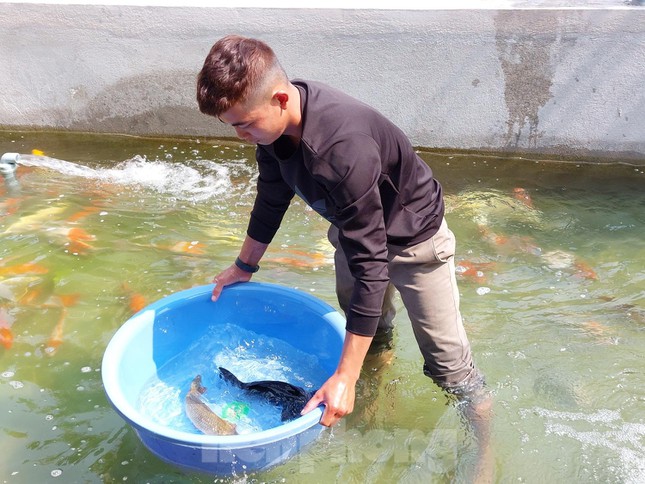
[211,236,269,301]
[211,263,253,301]
[301,371,358,427]
[300,331,373,427]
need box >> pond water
[0,130,643,483]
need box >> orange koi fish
[67,206,101,222]
[58,294,81,307]
[44,294,80,355]
[67,227,96,254]
[0,262,49,276]
[578,320,617,345]
[122,283,147,313]
[0,197,21,218]
[129,293,147,313]
[168,241,206,255]
[264,248,331,269]
[580,320,610,337]
[0,327,12,349]
[513,187,534,209]
[478,225,508,246]
[18,283,47,306]
[455,260,496,282]
[0,307,14,349]
[16,277,62,308]
[264,257,320,269]
[5,205,67,233]
[478,225,542,256]
[46,308,66,354]
[573,259,599,281]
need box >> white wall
[1,2,644,162]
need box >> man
[196,35,492,479]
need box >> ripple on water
[520,407,645,483]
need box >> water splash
[137,323,325,435]
[17,154,237,202]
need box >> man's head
[196,35,301,145]
[196,35,288,117]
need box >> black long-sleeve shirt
[247,80,444,336]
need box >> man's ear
[274,91,289,110]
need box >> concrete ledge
[1,3,643,162]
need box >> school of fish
[0,149,215,353]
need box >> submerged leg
[436,368,494,484]
[389,219,494,482]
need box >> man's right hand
[300,331,373,426]
[300,370,358,427]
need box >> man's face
[219,96,286,146]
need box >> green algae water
[0,131,643,483]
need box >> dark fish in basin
[218,367,316,421]
[185,374,238,435]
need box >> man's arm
[300,331,373,427]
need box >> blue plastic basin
[101,282,345,475]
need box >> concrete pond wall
[1,1,644,163]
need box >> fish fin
[218,367,243,388]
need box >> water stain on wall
[494,11,576,149]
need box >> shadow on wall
[43,69,231,138]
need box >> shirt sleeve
[319,133,390,337]
[247,148,295,244]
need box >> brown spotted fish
[185,374,237,435]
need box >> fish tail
[46,307,66,355]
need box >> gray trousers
[329,218,480,390]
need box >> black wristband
[235,256,260,273]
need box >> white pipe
[0,153,20,175]
[1,153,21,192]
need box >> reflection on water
[0,131,643,483]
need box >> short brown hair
[196,35,286,117]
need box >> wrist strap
[235,256,260,273]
